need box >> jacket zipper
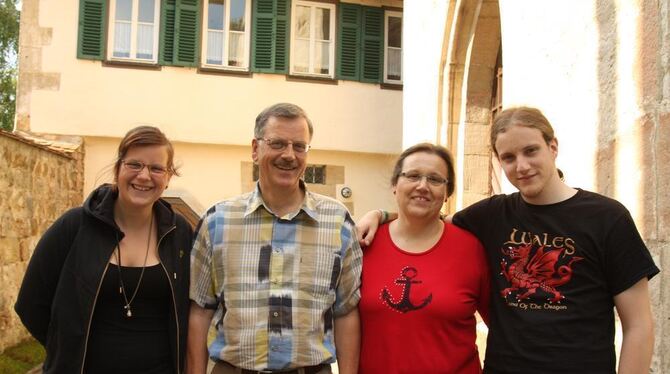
[157,225,180,373]
[80,255,113,374]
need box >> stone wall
[0,131,83,352]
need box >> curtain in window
[293,5,310,73]
[228,31,245,66]
[314,41,329,74]
[136,23,154,59]
[207,30,224,64]
[113,21,132,57]
[387,48,401,80]
[313,8,330,74]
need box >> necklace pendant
[126,308,132,318]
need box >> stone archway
[438,0,501,211]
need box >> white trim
[201,0,252,71]
[289,0,336,78]
[383,10,402,84]
[107,0,160,63]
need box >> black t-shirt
[453,189,659,374]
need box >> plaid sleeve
[190,210,219,309]
[333,214,363,317]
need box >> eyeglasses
[121,160,169,176]
[256,137,311,153]
[399,171,448,186]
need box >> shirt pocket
[296,241,343,308]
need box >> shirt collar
[244,180,319,221]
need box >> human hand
[355,210,382,247]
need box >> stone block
[306,184,336,198]
[657,112,670,242]
[462,191,489,208]
[464,123,493,154]
[465,64,495,95]
[325,165,345,185]
[463,154,492,195]
[0,238,21,264]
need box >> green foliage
[0,0,20,131]
[0,338,45,373]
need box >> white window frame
[289,0,336,78]
[383,11,402,84]
[201,0,252,71]
[107,0,161,63]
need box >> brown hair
[255,103,314,139]
[390,143,456,197]
[113,126,178,183]
[490,106,555,156]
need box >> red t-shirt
[359,222,490,374]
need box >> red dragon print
[500,244,583,303]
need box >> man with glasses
[187,103,362,374]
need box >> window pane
[314,40,329,74]
[388,16,401,48]
[293,39,309,72]
[113,21,131,57]
[304,167,314,183]
[228,31,245,66]
[314,166,324,184]
[208,0,224,30]
[138,0,155,23]
[207,30,224,64]
[230,0,245,31]
[115,0,132,21]
[296,6,310,38]
[136,23,154,59]
[315,8,330,41]
[387,47,401,81]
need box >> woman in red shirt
[359,143,489,374]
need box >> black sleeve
[14,208,82,345]
[452,196,498,240]
[604,210,660,296]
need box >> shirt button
[273,312,279,317]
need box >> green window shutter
[159,0,176,65]
[252,0,290,73]
[336,3,361,81]
[77,0,107,60]
[274,0,290,73]
[173,0,201,66]
[360,6,382,83]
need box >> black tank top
[83,264,174,374]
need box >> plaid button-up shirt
[190,183,363,371]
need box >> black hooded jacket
[15,184,193,373]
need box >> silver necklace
[116,214,153,318]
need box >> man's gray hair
[254,103,314,139]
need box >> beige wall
[84,136,397,220]
[17,0,402,155]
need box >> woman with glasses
[15,126,193,374]
[358,143,489,374]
